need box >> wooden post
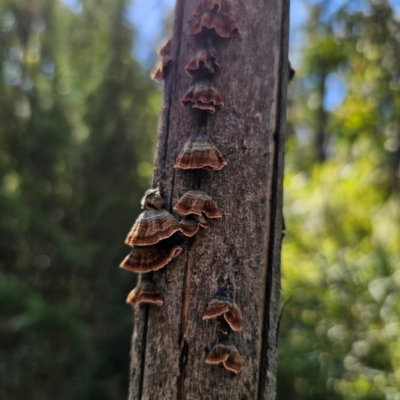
[129,0,290,398]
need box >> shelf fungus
[120,242,182,273]
[193,213,208,228]
[192,0,234,16]
[140,188,165,210]
[126,277,163,307]
[181,80,224,114]
[187,9,240,38]
[179,216,201,237]
[125,209,181,246]
[185,46,221,79]
[174,133,227,170]
[205,337,242,374]
[174,190,221,219]
[151,39,173,83]
[203,286,243,331]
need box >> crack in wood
[257,0,290,398]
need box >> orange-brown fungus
[185,46,221,79]
[181,81,224,114]
[120,242,182,273]
[174,133,227,170]
[125,209,180,246]
[126,279,163,307]
[174,190,221,219]
[187,12,240,38]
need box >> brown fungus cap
[179,216,200,237]
[224,303,243,331]
[187,11,240,38]
[174,133,227,170]
[120,242,182,273]
[185,46,221,79]
[174,190,221,219]
[125,209,181,246]
[205,339,242,374]
[151,39,173,82]
[192,213,208,228]
[126,278,163,307]
[192,0,234,16]
[140,188,165,210]
[203,299,230,319]
[181,80,224,114]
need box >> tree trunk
[129,0,290,398]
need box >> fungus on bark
[185,45,221,79]
[192,213,208,228]
[126,276,163,307]
[181,80,224,114]
[179,216,201,237]
[205,337,242,374]
[174,190,221,219]
[151,39,173,83]
[187,12,240,38]
[174,132,227,170]
[125,209,181,246]
[120,242,182,273]
[192,0,234,16]
[140,188,165,210]
[203,285,243,331]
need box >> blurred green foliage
[278,1,400,399]
[0,0,160,399]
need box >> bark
[129,0,290,398]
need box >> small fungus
[192,0,234,16]
[140,188,165,210]
[174,190,221,219]
[125,209,181,246]
[126,277,163,307]
[185,46,221,79]
[203,286,243,331]
[151,39,173,83]
[193,213,208,228]
[179,216,201,237]
[205,338,242,374]
[181,80,224,114]
[187,11,240,38]
[174,132,227,170]
[120,242,182,273]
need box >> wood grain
[129,0,290,398]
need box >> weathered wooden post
[126,0,290,398]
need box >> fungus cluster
[203,283,243,373]
[151,39,173,83]
[121,189,182,307]
[125,0,244,375]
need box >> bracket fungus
[174,132,227,170]
[126,277,163,307]
[203,286,243,331]
[185,46,221,79]
[181,80,224,114]
[174,190,222,219]
[120,242,182,273]
[125,209,181,246]
[151,39,173,83]
[179,216,201,237]
[187,11,240,38]
[205,337,242,374]
[192,0,234,16]
[192,213,208,228]
[140,188,165,210]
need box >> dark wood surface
[129,0,290,398]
